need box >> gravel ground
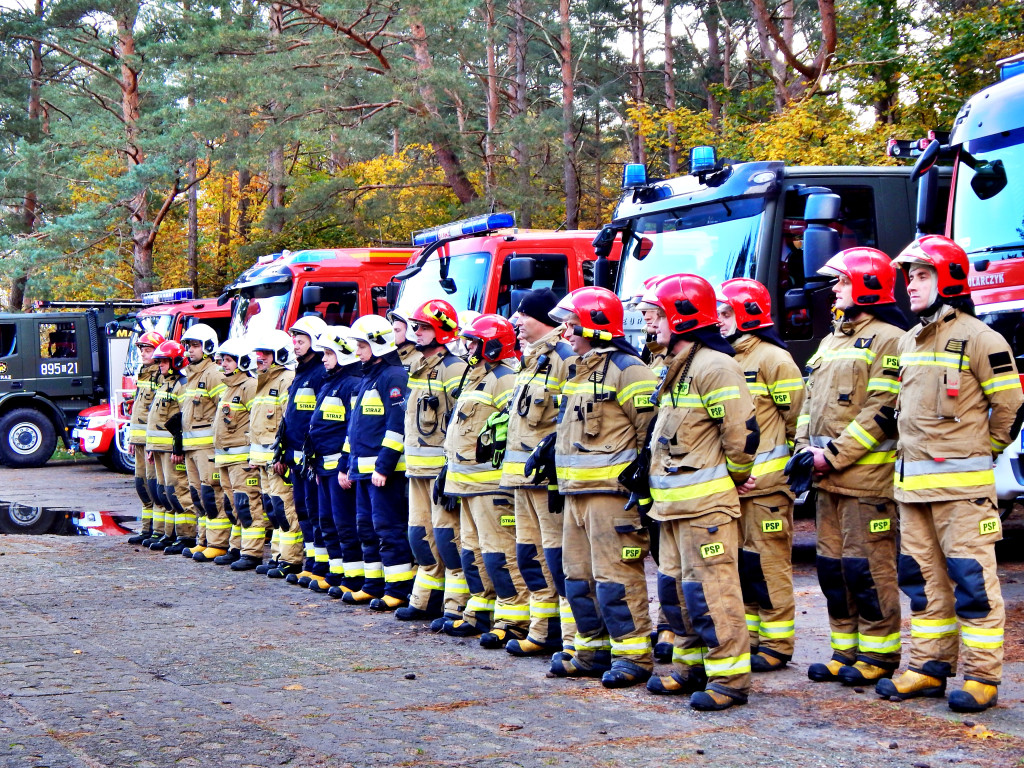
[2,462,1024,768]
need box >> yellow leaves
[283,684,304,690]
[967,724,996,740]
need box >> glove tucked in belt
[785,450,815,497]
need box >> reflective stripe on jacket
[308,363,361,475]
[404,347,467,478]
[282,352,327,451]
[181,357,225,450]
[213,370,256,453]
[344,355,408,479]
[248,366,294,464]
[146,373,186,453]
[129,364,161,445]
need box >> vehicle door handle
[72,379,83,386]
[11,382,23,389]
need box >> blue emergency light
[412,212,516,246]
[689,146,718,175]
[141,288,193,305]
[621,163,648,189]
[998,53,1024,82]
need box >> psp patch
[390,387,403,398]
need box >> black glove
[618,448,652,515]
[785,450,815,497]
[525,433,557,485]
[272,439,286,466]
[432,464,458,512]
[165,412,184,455]
[299,437,316,481]
[547,482,564,514]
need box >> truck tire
[101,426,135,474]
[0,408,58,468]
[0,502,61,535]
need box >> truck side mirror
[802,193,841,282]
[301,285,322,308]
[509,256,536,284]
[594,257,614,290]
[911,139,940,181]
[385,281,400,308]
[916,166,939,236]
[592,226,619,259]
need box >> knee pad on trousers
[565,578,603,636]
[657,571,685,634]
[156,484,174,512]
[147,478,164,509]
[461,548,485,594]
[200,485,218,518]
[271,495,288,529]
[542,546,566,597]
[595,581,637,637]
[261,493,277,527]
[816,555,851,619]
[739,548,773,610]
[843,556,882,622]
[897,553,928,612]
[482,552,516,600]
[222,493,233,514]
[947,557,992,619]
[681,581,720,649]
[515,542,547,592]
[135,476,152,505]
[165,486,185,515]
[233,492,253,528]
[435,528,461,570]
[189,486,203,513]
[408,526,437,567]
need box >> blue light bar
[998,53,1024,82]
[412,212,516,246]
[622,163,648,189]
[141,288,193,305]
[689,145,718,175]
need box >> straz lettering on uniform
[500,514,516,527]
[700,542,725,559]
[762,519,783,533]
[979,517,1000,536]
[363,403,384,416]
[869,518,891,533]
[621,546,643,560]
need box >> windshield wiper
[972,242,1024,255]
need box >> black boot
[268,562,302,578]
[213,548,241,565]
[164,538,196,556]
[127,531,152,545]
[230,554,263,571]
[148,535,175,551]
[255,559,279,575]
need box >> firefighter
[717,278,804,672]
[435,314,528,647]
[270,316,328,581]
[388,309,420,368]
[338,315,414,609]
[397,299,470,624]
[305,326,365,596]
[795,248,908,686]
[242,331,297,571]
[546,286,659,688]
[171,324,226,558]
[877,236,1024,712]
[207,338,259,564]
[126,331,166,545]
[500,289,577,657]
[144,340,193,551]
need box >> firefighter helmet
[628,275,667,311]
[410,299,460,345]
[818,247,897,305]
[136,331,165,349]
[649,274,719,334]
[549,286,625,340]
[216,337,249,365]
[892,235,971,298]
[348,314,397,356]
[289,315,328,341]
[251,330,297,367]
[461,314,517,363]
[313,326,359,367]
[180,323,219,355]
[717,278,774,331]
[153,340,186,371]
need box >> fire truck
[909,52,1024,516]
[72,289,232,473]
[387,212,622,318]
[221,247,415,337]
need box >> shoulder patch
[198,381,206,389]
[989,350,1014,374]
[389,386,403,399]
[854,337,874,349]
[232,396,240,403]
[270,389,279,397]
[744,370,758,383]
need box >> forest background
[0,0,1021,305]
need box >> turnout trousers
[563,493,653,671]
[514,486,575,648]
[659,512,750,699]
[897,498,1005,685]
[260,466,304,566]
[219,463,265,558]
[353,476,414,600]
[408,477,468,617]
[816,490,901,669]
[154,452,194,538]
[134,445,155,535]
[739,491,796,661]
[288,461,323,576]
[318,472,364,590]
[461,493,529,634]
[184,447,223,546]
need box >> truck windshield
[396,252,492,316]
[125,313,175,375]
[952,127,1024,257]
[617,196,763,299]
[228,282,291,339]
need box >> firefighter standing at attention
[126,331,166,546]
[877,235,1024,713]
[795,248,908,687]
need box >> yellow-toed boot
[876,670,946,701]
[948,681,998,713]
[838,661,893,686]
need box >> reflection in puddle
[0,502,132,536]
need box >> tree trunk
[237,168,252,242]
[484,0,498,195]
[560,0,579,228]
[703,4,722,126]
[664,0,678,174]
[630,0,647,165]
[511,0,531,226]
[187,157,199,294]
[217,175,233,279]
[267,3,287,234]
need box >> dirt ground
[2,461,1024,767]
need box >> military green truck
[0,302,138,468]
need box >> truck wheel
[0,408,58,468]
[104,426,136,474]
[0,502,60,535]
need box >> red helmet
[628,275,666,309]
[649,274,719,334]
[892,235,970,298]
[411,298,460,345]
[818,247,897,305]
[549,286,624,340]
[136,331,165,349]
[153,340,186,370]
[718,278,774,331]
[461,314,517,363]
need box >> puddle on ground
[0,501,132,536]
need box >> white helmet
[313,326,359,367]
[386,308,410,327]
[181,323,219,356]
[289,315,328,341]
[347,314,396,356]
[450,310,482,357]
[217,337,250,366]
[251,330,296,368]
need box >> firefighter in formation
[127,235,1020,714]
